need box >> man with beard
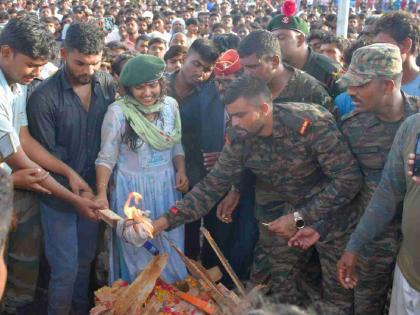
[0,15,100,314]
[26,21,116,315]
[267,15,343,98]
[166,39,221,262]
[217,31,335,301]
[150,76,362,314]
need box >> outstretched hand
[337,252,359,289]
[288,227,320,250]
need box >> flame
[123,192,154,238]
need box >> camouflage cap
[267,14,309,36]
[338,43,402,87]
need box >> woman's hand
[175,171,189,193]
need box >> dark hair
[63,21,104,54]
[188,38,219,63]
[164,45,187,62]
[321,34,347,53]
[343,37,372,67]
[122,78,167,151]
[0,170,13,248]
[106,40,129,52]
[0,11,8,21]
[349,14,358,20]
[373,11,420,54]
[125,16,137,24]
[41,16,57,24]
[135,34,150,45]
[212,33,241,53]
[211,22,225,32]
[111,51,137,76]
[152,13,164,22]
[148,37,166,47]
[0,15,55,60]
[238,30,280,59]
[307,30,328,43]
[222,75,272,107]
[185,17,198,26]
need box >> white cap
[142,11,153,19]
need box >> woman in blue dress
[95,55,188,284]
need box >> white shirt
[0,68,28,173]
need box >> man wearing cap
[337,44,419,315]
[291,43,419,314]
[337,123,420,313]
[267,14,343,98]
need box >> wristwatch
[293,211,305,230]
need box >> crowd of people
[0,0,419,314]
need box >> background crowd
[0,0,419,314]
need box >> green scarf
[118,95,182,151]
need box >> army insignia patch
[282,16,290,24]
[299,118,311,135]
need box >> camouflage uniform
[274,64,335,113]
[338,43,420,315]
[165,102,362,314]
[3,190,41,314]
[273,63,335,301]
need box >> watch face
[296,219,305,229]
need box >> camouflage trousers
[2,190,41,314]
[251,224,353,315]
[355,221,400,315]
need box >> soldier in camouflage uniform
[235,29,334,302]
[267,15,343,98]
[237,30,335,114]
[152,76,362,314]
[289,43,420,314]
[339,44,420,315]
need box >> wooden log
[162,234,238,311]
[111,254,168,315]
[200,227,246,297]
[97,209,123,228]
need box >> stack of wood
[93,210,264,315]
[90,253,245,315]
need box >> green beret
[119,55,166,87]
[267,15,309,36]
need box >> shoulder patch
[277,103,314,136]
[298,117,311,135]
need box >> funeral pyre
[93,192,263,315]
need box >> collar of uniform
[302,47,314,71]
[59,67,100,91]
[363,91,417,129]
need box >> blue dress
[95,96,188,284]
